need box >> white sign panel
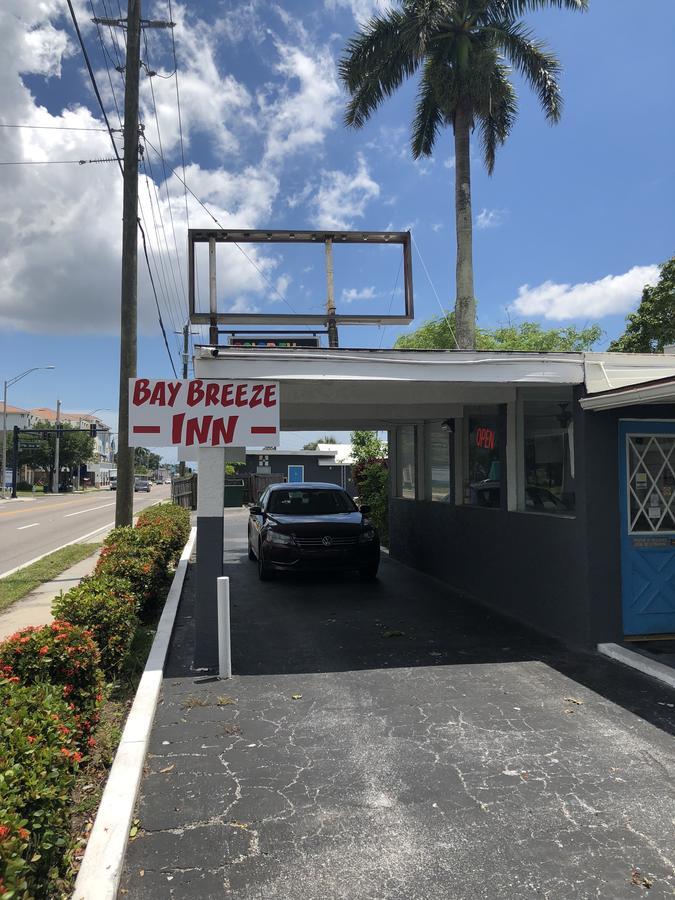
[129,378,279,448]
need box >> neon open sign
[474,427,496,450]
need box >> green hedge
[0,680,81,898]
[0,502,191,896]
[52,576,138,678]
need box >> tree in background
[340,0,587,349]
[302,435,339,450]
[351,431,389,545]
[609,256,675,352]
[395,313,602,351]
[14,421,94,489]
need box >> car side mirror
[249,505,262,515]
[359,504,371,515]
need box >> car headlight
[265,530,294,546]
[359,528,377,544]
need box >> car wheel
[359,562,379,580]
[258,542,273,580]
[248,541,256,561]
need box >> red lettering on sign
[185,415,212,446]
[235,384,248,407]
[222,383,233,406]
[263,384,277,408]
[150,382,167,405]
[171,413,185,443]
[167,382,182,407]
[132,379,151,406]
[475,427,495,450]
[187,380,204,407]
[249,384,263,408]
[205,383,220,407]
[211,416,239,445]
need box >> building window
[429,422,451,502]
[397,425,416,499]
[465,414,501,508]
[522,399,575,514]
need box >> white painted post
[217,576,231,679]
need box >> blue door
[288,465,304,484]
[619,421,675,636]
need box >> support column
[195,446,225,668]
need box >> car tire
[248,541,256,561]
[359,562,379,580]
[258,543,273,581]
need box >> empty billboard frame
[188,229,414,328]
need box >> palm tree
[339,0,587,349]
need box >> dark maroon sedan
[247,482,380,581]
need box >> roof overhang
[580,375,675,411]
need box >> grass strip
[0,543,101,612]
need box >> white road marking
[0,521,115,580]
[64,503,116,518]
[17,522,39,530]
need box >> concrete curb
[598,642,675,691]
[72,526,197,900]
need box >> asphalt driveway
[121,510,675,899]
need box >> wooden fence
[171,474,197,510]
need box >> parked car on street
[134,478,151,493]
[248,482,380,581]
[110,475,117,491]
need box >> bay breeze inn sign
[128,378,280,447]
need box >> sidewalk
[119,516,675,899]
[0,549,101,641]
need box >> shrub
[136,503,190,564]
[0,623,104,748]
[353,458,389,546]
[52,576,138,677]
[0,679,80,897]
[95,526,168,617]
[16,480,33,492]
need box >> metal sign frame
[188,229,414,328]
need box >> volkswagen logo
[321,535,333,547]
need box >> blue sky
[1,0,674,455]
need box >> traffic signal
[89,423,97,438]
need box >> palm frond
[476,63,518,173]
[411,60,445,158]
[476,0,587,19]
[487,20,562,122]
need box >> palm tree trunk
[453,102,475,349]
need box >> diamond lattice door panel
[620,425,675,636]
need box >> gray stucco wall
[389,396,675,649]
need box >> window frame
[395,424,418,500]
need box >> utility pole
[179,322,189,477]
[53,398,61,493]
[325,237,339,349]
[115,0,142,527]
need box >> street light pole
[53,398,61,494]
[1,366,55,500]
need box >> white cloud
[312,154,380,229]
[476,208,507,230]
[510,265,661,321]
[342,286,378,303]
[0,2,348,337]
[443,156,456,170]
[325,0,395,25]
[262,40,341,162]
[431,223,443,232]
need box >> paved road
[0,484,171,575]
[122,511,675,899]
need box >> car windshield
[267,488,356,516]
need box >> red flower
[0,826,10,841]
[38,645,49,656]
[88,737,97,748]
[26,735,36,744]
[18,828,29,841]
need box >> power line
[138,220,178,377]
[411,233,459,349]
[0,157,118,166]
[378,254,403,349]
[0,123,116,132]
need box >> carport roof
[192,347,675,430]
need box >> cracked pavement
[120,511,675,899]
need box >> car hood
[266,511,366,534]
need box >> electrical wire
[0,123,115,132]
[0,157,118,166]
[411,233,459,349]
[377,254,403,349]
